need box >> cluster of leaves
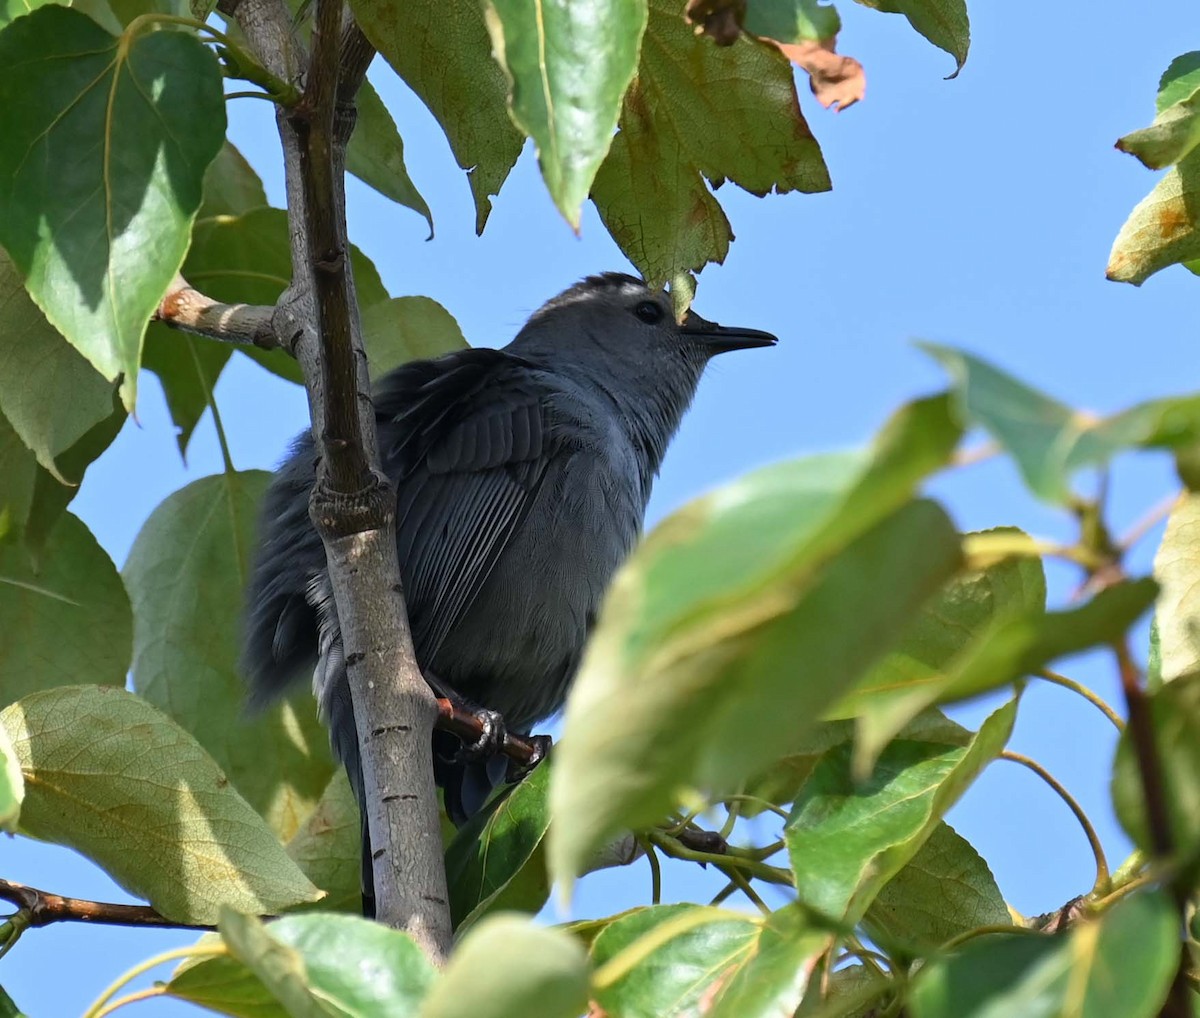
[0,0,1198,1016]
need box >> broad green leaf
[845,579,1158,771]
[1113,671,1200,858]
[362,297,468,378]
[0,6,225,408]
[199,141,269,220]
[550,396,963,884]
[705,906,832,1018]
[1157,52,1200,111]
[347,78,433,233]
[0,412,37,538]
[350,0,523,234]
[0,249,117,480]
[3,685,321,922]
[142,328,231,460]
[785,699,1016,925]
[590,905,761,1018]
[924,343,1200,502]
[0,986,22,1018]
[852,0,968,74]
[1117,87,1200,171]
[864,821,1009,950]
[485,0,646,229]
[196,910,435,1017]
[797,964,891,1018]
[592,0,829,285]
[124,472,336,840]
[1151,493,1200,683]
[910,891,1178,1018]
[743,0,842,43]
[0,0,120,34]
[422,914,588,1018]
[285,771,361,915]
[0,723,22,832]
[0,511,131,705]
[445,758,551,931]
[183,207,390,386]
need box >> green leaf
[198,910,435,1017]
[0,0,119,33]
[743,0,842,44]
[0,6,225,409]
[142,328,231,461]
[3,685,321,923]
[924,343,1200,502]
[349,0,524,234]
[124,472,336,840]
[592,0,829,286]
[183,207,390,386]
[362,296,468,377]
[590,905,760,1017]
[285,771,361,915]
[422,914,589,1018]
[0,511,131,706]
[199,141,269,220]
[0,248,118,481]
[0,986,24,1018]
[347,77,433,233]
[852,0,968,75]
[1117,87,1200,171]
[1108,150,1200,284]
[785,699,1016,925]
[1151,492,1200,683]
[844,579,1157,777]
[445,758,551,931]
[1113,671,1200,859]
[485,0,646,229]
[0,723,22,833]
[864,821,1009,951]
[550,396,964,886]
[797,964,891,1018]
[910,891,1179,1018]
[0,412,37,539]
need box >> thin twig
[646,830,793,887]
[1119,491,1183,553]
[0,878,215,931]
[951,439,1000,468]
[154,275,279,348]
[1035,669,1124,732]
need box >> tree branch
[155,274,278,348]
[0,879,214,931]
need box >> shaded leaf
[0,986,23,1018]
[445,758,551,931]
[349,0,523,234]
[124,472,336,840]
[0,249,118,480]
[852,0,968,75]
[0,412,37,539]
[485,0,646,228]
[910,891,1178,1018]
[422,914,588,1018]
[362,296,468,377]
[1151,492,1200,683]
[592,0,829,285]
[284,771,361,915]
[0,6,225,408]
[924,343,1200,502]
[797,964,890,1018]
[785,699,1016,925]
[0,511,131,705]
[198,141,269,220]
[0,723,22,832]
[590,905,760,1018]
[3,686,321,922]
[550,396,963,886]
[864,821,1009,950]
[348,78,433,233]
[142,328,231,460]
[1113,671,1200,859]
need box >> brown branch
[0,879,214,931]
[154,274,279,349]
[433,699,543,767]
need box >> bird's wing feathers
[377,349,561,663]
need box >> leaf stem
[938,922,1044,953]
[641,838,662,906]
[1000,750,1110,894]
[646,830,794,887]
[92,985,168,1018]
[1035,669,1124,732]
[186,337,234,473]
[82,943,228,1018]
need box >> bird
[241,272,777,914]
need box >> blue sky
[7,2,1200,1013]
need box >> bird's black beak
[680,311,778,354]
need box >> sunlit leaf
[1151,493,1200,683]
[141,330,231,461]
[422,914,588,1018]
[0,6,225,408]
[198,141,269,220]
[362,296,468,377]
[285,771,361,915]
[348,78,433,233]
[910,891,1178,1018]
[124,472,336,840]
[0,511,130,706]
[785,699,1016,925]
[852,0,968,75]
[0,723,22,833]
[485,0,646,229]
[3,686,321,923]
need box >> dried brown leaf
[778,38,865,111]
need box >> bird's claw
[506,734,552,783]
[453,706,507,762]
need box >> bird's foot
[452,704,507,762]
[506,734,552,784]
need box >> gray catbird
[242,272,776,913]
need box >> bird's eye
[633,300,664,324]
